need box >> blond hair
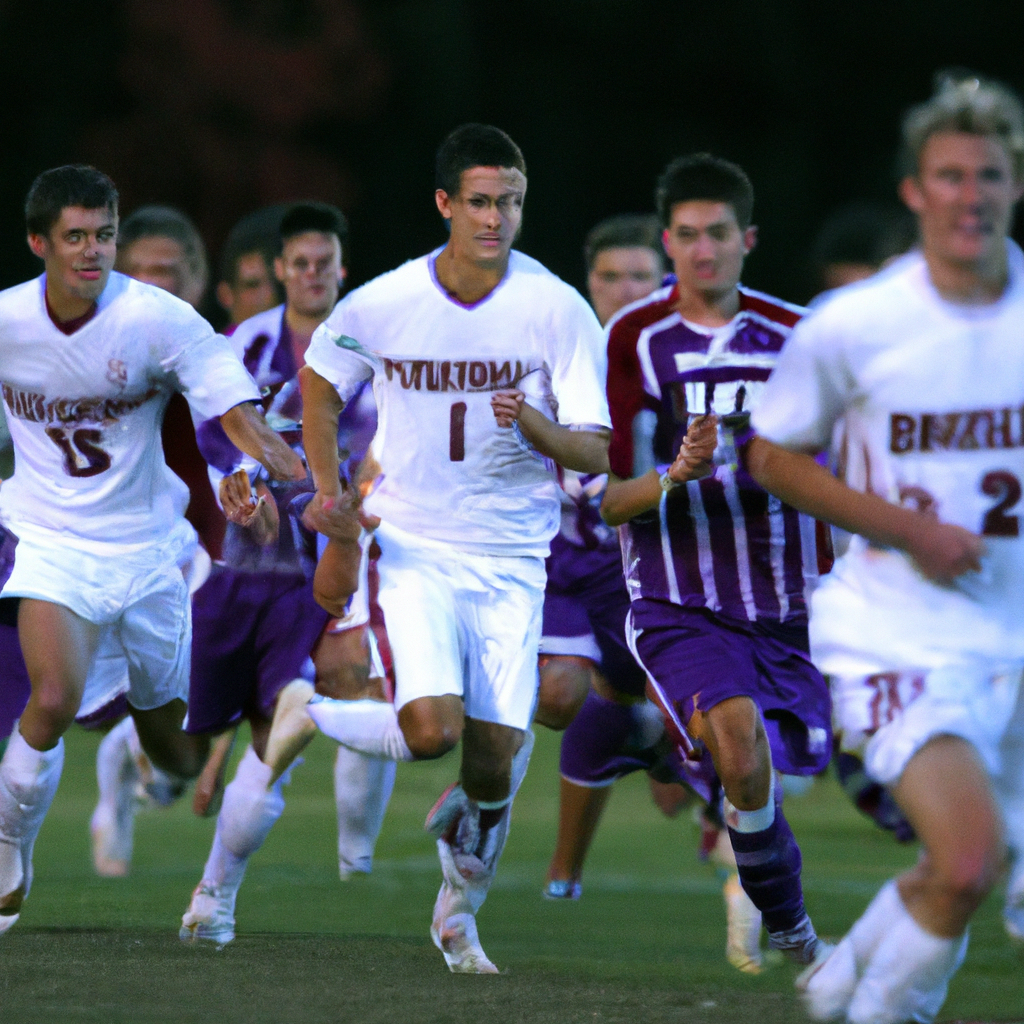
[901,73,1024,180]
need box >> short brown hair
[901,72,1024,179]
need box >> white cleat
[179,883,236,948]
[796,939,850,1022]
[0,836,25,935]
[89,802,131,878]
[430,912,499,974]
[723,873,763,974]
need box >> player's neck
[673,285,740,328]
[283,305,325,364]
[44,276,97,326]
[433,243,508,305]
[923,245,1010,305]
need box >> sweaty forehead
[281,231,340,261]
[668,199,739,231]
[53,205,117,235]
[459,166,527,195]
[121,235,186,266]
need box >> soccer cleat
[430,912,499,974]
[723,873,763,974]
[543,879,582,900]
[0,837,24,936]
[424,782,469,840]
[796,939,856,1022]
[179,883,236,947]
[768,913,825,966]
[89,799,132,878]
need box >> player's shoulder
[606,283,679,339]
[804,251,922,328]
[737,286,806,328]
[102,272,207,327]
[0,275,45,325]
[229,304,285,350]
[506,250,592,311]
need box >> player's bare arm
[218,402,305,482]
[601,415,718,526]
[743,434,984,584]
[218,469,278,546]
[490,389,610,474]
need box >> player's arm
[218,468,279,546]
[601,415,718,526]
[490,390,610,474]
[312,537,362,617]
[743,434,983,584]
[218,402,305,482]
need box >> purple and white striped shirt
[615,287,818,624]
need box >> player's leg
[995,682,1024,941]
[0,599,101,927]
[535,656,591,730]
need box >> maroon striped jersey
[609,285,818,623]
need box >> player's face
[900,131,1023,269]
[217,251,278,325]
[28,205,117,304]
[117,236,204,307]
[663,201,756,299]
[587,246,662,326]
[435,166,526,265]
[275,231,344,320]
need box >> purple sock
[559,690,653,785]
[727,806,807,937]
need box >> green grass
[0,727,1021,1022]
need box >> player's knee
[938,840,1006,907]
[29,678,80,732]
[535,656,592,731]
[405,720,460,759]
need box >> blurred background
[1,0,1022,312]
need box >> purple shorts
[629,600,832,776]
[540,536,645,697]
[186,566,329,734]
[0,624,30,742]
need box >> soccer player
[214,206,285,329]
[600,153,831,970]
[178,201,391,945]
[0,165,303,932]
[745,75,1024,1022]
[300,124,611,973]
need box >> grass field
[0,726,1021,1023]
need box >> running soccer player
[300,124,611,973]
[0,165,303,933]
[179,202,391,944]
[745,75,1024,1022]
[600,153,831,970]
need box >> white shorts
[4,530,193,714]
[538,633,602,662]
[832,661,1024,786]
[374,522,545,730]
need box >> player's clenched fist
[905,520,984,586]
[491,388,525,428]
[220,469,263,525]
[302,486,375,542]
[668,414,718,484]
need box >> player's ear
[216,280,234,313]
[435,189,453,221]
[898,175,924,214]
[743,225,758,254]
[273,256,285,284]
[26,233,48,260]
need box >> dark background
[2,0,1023,307]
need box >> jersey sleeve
[751,308,853,453]
[304,304,376,403]
[547,290,611,430]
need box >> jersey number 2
[981,470,1021,537]
[45,427,112,478]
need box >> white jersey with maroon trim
[305,248,610,557]
[754,242,1024,671]
[611,285,816,623]
[0,272,260,553]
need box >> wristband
[659,470,680,493]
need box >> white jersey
[754,242,1024,673]
[305,248,610,557]
[0,272,260,554]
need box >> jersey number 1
[449,401,466,462]
[45,427,112,478]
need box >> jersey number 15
[45,427,112,478]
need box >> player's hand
[668,415,718,483]
[905,520,984,584]
[491,389,525,428]
[220,469,261,525]
[263,444,306,483]
[302,486,377,542]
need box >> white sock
[307,698,413,761]
[94,717,138,810]
[0,726,64,897]
[334,745,397,878]
[726,774,776,833]
[848,889,968,1024]
[848,879,903,967]
[200,746,286,897]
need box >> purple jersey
[615,287,817,624]
[195,305,377,578]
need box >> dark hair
[278,201,349,256]
[218,205,288,286]
[584,214,664,272]
[435,123,527,196]
[900,71,1024,179]
[812,202,917,272]
[25,165,118,237]
[118,205,208,285]
[655,153,754,229]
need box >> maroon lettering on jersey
[889,405,1024,454]
[382,357,532,393]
